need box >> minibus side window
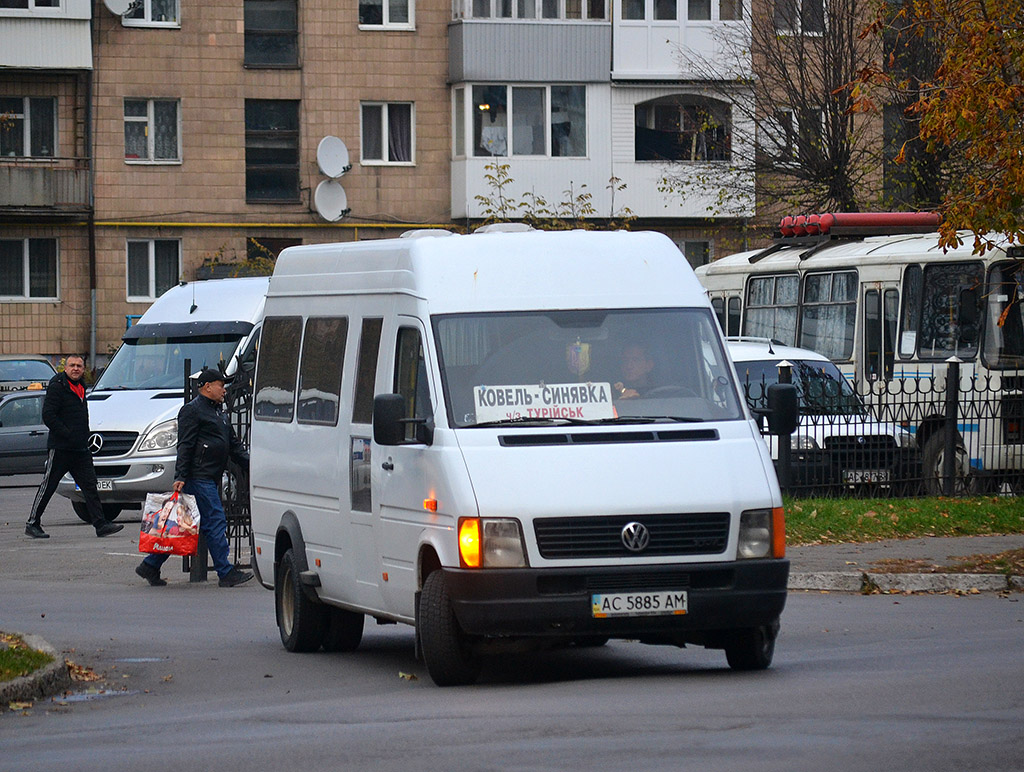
[394,327,431,442]
[864,289,897,381]
[744,274,797,345]
[918,262,984,360]
[254,316,302,422]
[899,264,922,358]
[727,296,741,337]
[352,318,383,424]
[799,270,857,361]
[297,317,347,426]
[711,297,726,333]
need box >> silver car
[0,390,48,475]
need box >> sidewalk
[788,533,1024,593]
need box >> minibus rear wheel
[419,570,480,686]
[322,608,364,652]
[276,548,327,652]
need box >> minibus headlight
[138,419,177,453]
[790,434,819,450]
[738,507,785,559]
[458,518,527,568]
[896,430,917,449]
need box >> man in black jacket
[136,368,253,587]
[26,354,125,539]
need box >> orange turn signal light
[423,498,438,512]
[772,506,786,558]
[459,518,481,568]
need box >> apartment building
[2,0,755,361]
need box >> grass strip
[0,632,55,684]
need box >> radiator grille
[534,513,729,559]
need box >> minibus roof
[269,230,707,313]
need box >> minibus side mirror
[373,394,435,447]
[766,383,799,436]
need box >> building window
[359,0,412,26]
[622,0,644,19]
[685,0,706,20]
[683,240,710,267]
[245,100,300,202]
[773,0,823,33]
[123,0,179,26]
[719,0,741,19]
[635,97,731,162]
[127,240,180,301]
[765,107,822,165]
[0,0,61,7]
[124,99,180,162]
[0,239,58,300]
[457,0,605,18]
[248,237,300,263]
[244,0,298,67]
[361,103,414,164]
[0,97,56,158]
[471,84,586,158]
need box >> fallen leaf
[398,671,418,681]
[161,674,173,682]
[8,701,33,710]
[67,661,102,682]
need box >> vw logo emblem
[857,435,866,445]
[621,521,650,553]
[88,433,104,454]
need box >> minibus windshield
[983,260,1024,369]
[433,308,744,427]
[735,358,865,417]
[94,335,243,390]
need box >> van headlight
[738,507,785,559]
[138,419,177,453]
[791,434,819,450]
[458,518,527,568]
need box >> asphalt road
[2,482,1023,771]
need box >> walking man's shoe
[135,561,167,587]
[218,567,254,587]
[95,522,124,538]
[25,523,49,539]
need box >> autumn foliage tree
[866,0,1024,251]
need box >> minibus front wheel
[276,548,327,652]
[419,570,481,687]
[724,619,779,671]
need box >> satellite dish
[103,0,133,14]
[314,180,349,222]
[317,136,351,179]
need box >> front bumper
[784,448,921,488]
[56,454,177,506]
[443,559,789,640]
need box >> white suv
[726,337,920,491]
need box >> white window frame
[0,239,59,302]
[123,99,181,164]
[766,106,822,167]
[0,0,62,10]
[773,0,824,34]
[358,0,415,29]
[455,0,606,20]
[467,83,587,159]
[122,0,180,28]
[0,97,57,158]
[360,102,415,165]
[126,239,181,302]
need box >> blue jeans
[143,479,233,579]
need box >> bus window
[919,262,984,359]
[727,296,741,337]
[799,270,857,360]
[899,265,922,358]
[983,260,1024,370]
[744,275,797,345]
[711,297,726,333]
[864,288,899,381]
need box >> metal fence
[753,361,1024,498]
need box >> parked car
[0,390,48,475]
[726,337,921,491]
[0,354,56,393]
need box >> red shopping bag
[138,491,201,557]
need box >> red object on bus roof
[779,212,940,236]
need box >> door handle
[381,460,394,471]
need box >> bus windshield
[433,308,744,427]
[984,260,1024,370]
[94,335,243,390]
[734,358,866,417]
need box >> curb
[790,572,1024,594]
[0,634,71,706]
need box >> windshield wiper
[593,415,706,424]
[468,416,593,428]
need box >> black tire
[921,433,971,496]
[275,548,327,653]
[724,621,779,671]
[322,607,365,652]
[419,570,480,687]
[72,501,122,523]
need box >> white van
[249,229,796,686]
[57,277,268,521]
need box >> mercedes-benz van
[249,229,796,686]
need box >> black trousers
[28,448,104,528]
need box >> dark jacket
[41,372,92,451]
[174,394,249,482]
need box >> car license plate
[591,591,688,618]
[842,469,890,484]
[96,479,113,491]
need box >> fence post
[776,359,793,491]
[942,357,962,497]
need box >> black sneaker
[25,523,49,539]
[95,522,124,538]
[218,567,254,587]
[135,561,167,587]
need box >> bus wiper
[592,415,706,424]
[469,416,594,428]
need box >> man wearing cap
[135,368,253,587]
